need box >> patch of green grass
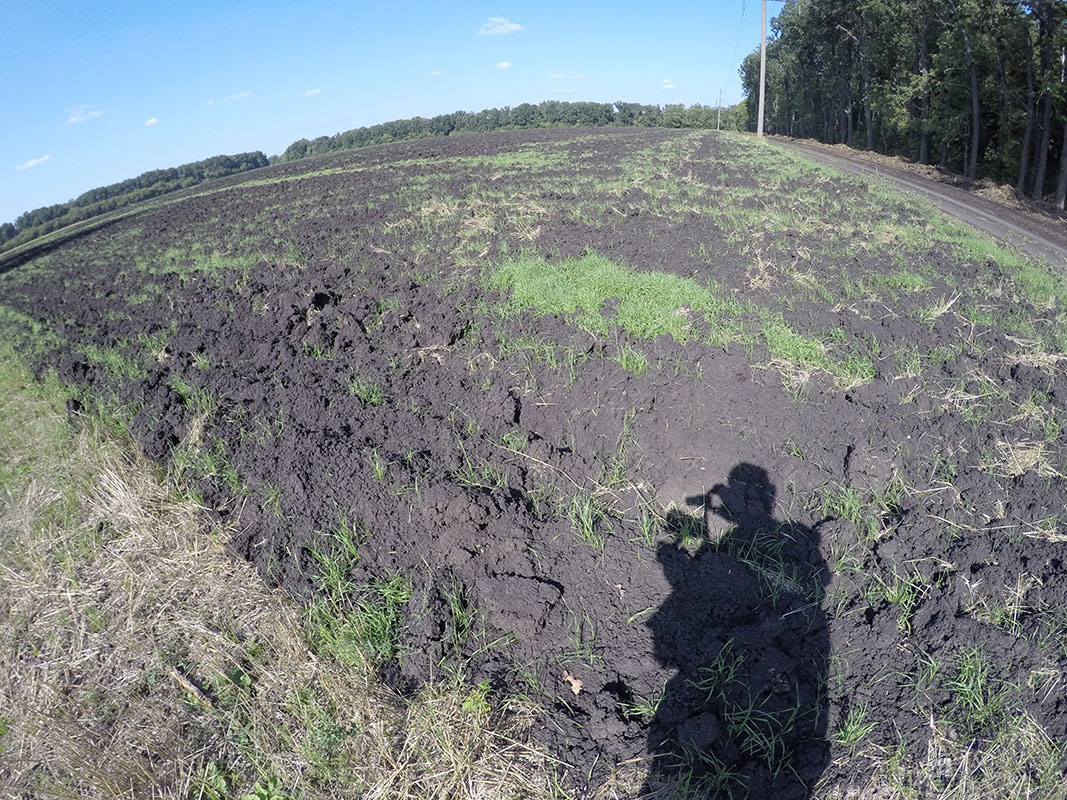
[307,574,413,667]
[490,249,745,343]
[453,148,569,171]
[0,306,66,357]
[689,639,743,702]
[261,483,284,518]
[760,311,875,388]
[877,568,927,634]
[618,683,665,724]
[949,648,1011,735]
[613,343,649,376]
[348,376,388,406]
[817,478,904,544]
[491,250,874,387]
[833,703,877,749]
[567,490,612,550]
[78,340,147,380]
[599,409,638,489]
[443,574,476,652]
[455,445,506,491]
[310,513,370,597]
[873,268,932,293]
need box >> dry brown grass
[978,439,1063,480]
[0,351,559,800]
[818,712,1067,800]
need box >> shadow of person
[640,463,830,799]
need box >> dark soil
[2,127,1066,798]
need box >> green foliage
[833,703,877,749]
[567,490,612,550]
[612,344,649,376]
[738,0,1067,195]
[191,761,232,800]
[241,776,288,800]
[490,250,744,342]
[348,376,388,406]
[950,648,1010,735]
[3,152,268,253]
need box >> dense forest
[741,0,1067,205]
[274,100,745,162]
[0,152,269,253]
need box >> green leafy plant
[241,776,288,800]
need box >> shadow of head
[659,462,829,602]
[692,462,776,526]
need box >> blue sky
[1,0,779,225]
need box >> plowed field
[3,127,1066,798]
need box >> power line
[728,0,750,79]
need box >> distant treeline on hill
[0,152,269,253]
[274,100,746,162]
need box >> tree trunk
[960,26,980,180]
[1055,118,1067,208]
[1032,15,1053,200]
[1018,24,1036,192]
[994,27,1009,181]
[919,16,930,163]
[860,17,874,151]
[1033,90,1052,198]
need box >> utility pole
[717,88,723,130]
[756,0,785,141]
[757,0,767,139]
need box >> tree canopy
[740,0,1067,205]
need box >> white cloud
[494,61,511,69]
[65,105,105,124]
[299,88,322,97]
[206,98,215,106]
[428,70,442,76]
[227,91,253,101]
[570,74,585,80]
[15,154,51,172]
[145,117,158,126]
[552,88,573,94]
[548,73,564,79]
[478,17,523,35]
[662,78,676,90]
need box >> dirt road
[776,137,1067,271]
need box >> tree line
[275,100,746,162]
[1,152,269,253]
[740,0,1067,205]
